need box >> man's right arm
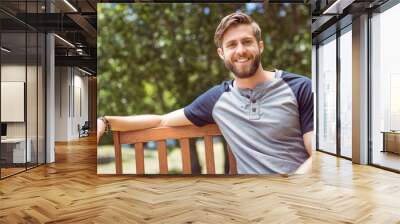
[105,108,192,132]
[98,83,225,143]
[97,109,192,143]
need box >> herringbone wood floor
[1,135,400,223]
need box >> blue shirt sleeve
[298,79,314,134]
[281,72,314,135]
[184,83,227,127]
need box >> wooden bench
[112,124,237,175]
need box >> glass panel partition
[370,2,400,171]
[339,27,352,158]
[0,1,46,179]
[1,30,28,177]
[317,35,337,154]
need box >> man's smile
[235,57,251,63]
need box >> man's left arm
[290,74,314,175]
[294,131,313,174]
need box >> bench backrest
[112,124,237,175]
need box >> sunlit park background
[97,3,311,174]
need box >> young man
[98,12,313,175]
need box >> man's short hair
[214,12,262,48]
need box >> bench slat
[227,145,237,175]
[120,124,221,144]
[180,138,191,174]
[134,143,145,174]
[204,136,215,174]
[157,141,168,174]
[113,132,123,174]
[113,124,237,175]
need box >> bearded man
[98,12,314,174]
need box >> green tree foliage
[98,2,311,122]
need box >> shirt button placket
[249,95,259,120]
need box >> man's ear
[217,47,225,60]
[258,41,264,54]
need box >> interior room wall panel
[55,66,89,141]
[38,33,45,164]
[1,65,26,139]
[1,65,42,139]
[54,66,69,141]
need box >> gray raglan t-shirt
[183,70,314,174]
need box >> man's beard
[224,52,261,79]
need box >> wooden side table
[381,131,400,154]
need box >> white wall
[54,67,89,141]
[1,65,26,139]
[55,66,68,141]
[1,63,46,163]
[1,65,41,137]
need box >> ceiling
[1,0,97,74]
[310,0,390,43]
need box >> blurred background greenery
[97,3,311,174]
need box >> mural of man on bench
[97,6,313,175]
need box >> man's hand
[96,109,192,144]
[294,156,312,174]
[294,131,313,174]
[97,118,106,144]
